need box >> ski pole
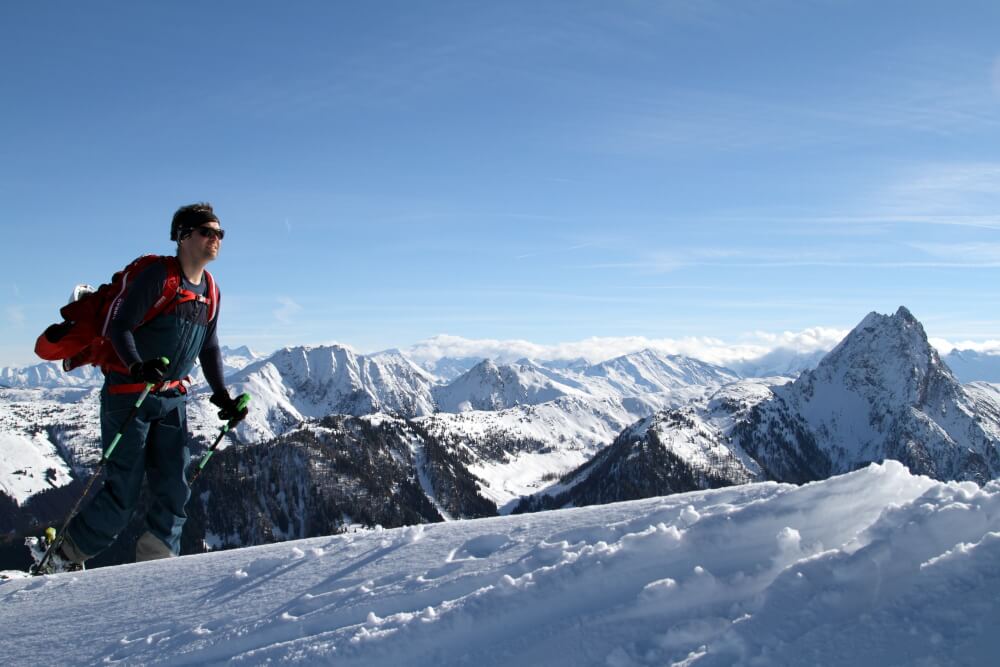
[188,392,251,485]
[32,358,169,575]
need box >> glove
[210,390,249,424]
[129,358,168,384]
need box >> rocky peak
[795,306,955,408]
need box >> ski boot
[26,527,85,575]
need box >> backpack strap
[205,269,220,322]
[141,257,184,326]
[141,259,219,324]
[100,254,171,338]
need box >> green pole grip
[198,448,216,471]
[194,394,250,473]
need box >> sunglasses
[196,226,225,241]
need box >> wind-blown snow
[2,461,997,666]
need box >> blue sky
[2,1,999,367]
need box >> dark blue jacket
[107,258,226,394]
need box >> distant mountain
[538,357,591,373]
[219,345,261,373]
[0,346,263,390]
[513,380,775,512]
[417,356,484,383]
[0,362,102,389]
[521,307,1000,510]
[583,349,740,394]
[729,348,829,378]
[431,359,582,413]
[942,349,1000,383]
[743,307,1000,482]
[226,345,438,441]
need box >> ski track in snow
[2,461,999,666]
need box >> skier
[44,203,247,572]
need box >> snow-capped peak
[801,305,956,408]
[584,348,741,393]
[761,307,999,481]
[432,359,582,413]
[225,344,438,440]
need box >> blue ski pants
[67,384,191,558]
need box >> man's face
[182,221,223,262]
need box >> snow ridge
[2,463,998,666]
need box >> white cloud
[404,327,850,369]
[929,337,1000,355]
[748,327,850,351]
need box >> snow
[3,461,998,665]
[0,431,72,503]
[422,390,710,510]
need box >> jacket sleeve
[108,261,169,369]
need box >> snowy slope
[2,462,998,666]
[517,380,778,511]
[0,431,73,503]
[0,387,101,502]
[421,388,712,511]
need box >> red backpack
[35,255,219,373]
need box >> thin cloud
[6,305,25,327]
[909,242,1000,263]
[273,297,302,324]
[877,163,1000,218]
[515,242,596,261]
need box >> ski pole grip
[236,393,251,411]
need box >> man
[51,203,247,570]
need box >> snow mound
[1,461,998,665]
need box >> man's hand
[211,391,249,424]
[129,358,168,384]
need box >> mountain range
[1,308,998,570]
